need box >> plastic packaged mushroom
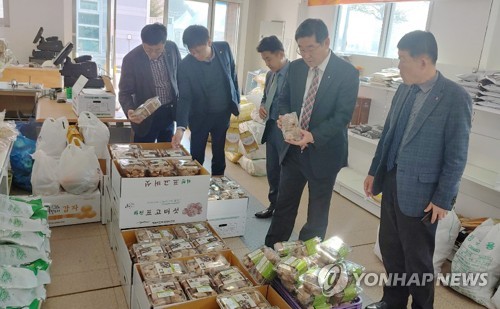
[165,239,198,258]
[173,223,211,240]
[211,266,254,293]
[110,144,141,159]
[143,279,187,306]
[173,159,201,176]
[280,112,302,141]
[316,236,352,264]
[274,237,321,258]
[134,227,175,243]
[243,247,280,284]
[132,96,162,122]
[139,260,188,281]
[160,148,189,158]
[192,235,228,253]
[184,254,231,276]
[145,159,177,177]
[139,149,162,159]
[131,241,169,263]
[180,275,219,300]
[118,159,147,178]
[275,256,309,292]
[216,289,278,309]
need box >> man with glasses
[172,25,239,176]
[119,23,181,142]
[264,19,359,246]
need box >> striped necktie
[300,67,320,130]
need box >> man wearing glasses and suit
[264,19,359,246]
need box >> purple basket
[271,279,362,309]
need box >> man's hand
[172,129,184,149]
[364,175,374,197]
[423,202,448,224]
[276,115,283,129]
[127,109,143,124]
[286,129,314,150]
[259,106,268,120]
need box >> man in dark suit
[254,36,289,219]
[119,23,181,142]
[264,19,359,246]
[172,25,239,176]
[364,31,472,309]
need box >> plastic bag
[36,117,68,158]
[78,111,110,159]
[451,219,500,309]
[58,144,100,194]
[10,135,36,192]
[31,150,60,196]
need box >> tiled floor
[41,140,483,308]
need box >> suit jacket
[368,72,472,217]
[279,52,359,178]
[118,41,181,137]
[176,41,240,130]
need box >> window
[333,1,430,58]
[0,0,10,27]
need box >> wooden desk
[0,82,39,118]
[0,66,63,89]
[36,97,128,123]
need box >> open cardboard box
[113,221,227,307]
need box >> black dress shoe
[365,301,388,309]
[255,208,274,218]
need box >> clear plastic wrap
[160,148,189,158]
[139,149,162,159]
[132,241,169,263]
[211,266,253,293]
[317,236,351,264]
[139,260,188,281]
[143,279,186,306]
[216,288,277,309]
[280,112,302,141]
[118,159,147,178]
[145,159,177,177]
[184,254,231,276]
[180,275,218,299]
[165,239,198,258]
[192,235,227,253]
[173,223,211,240]
[110,144,141,159]
[243,246,280,284]
[172,159,201,176]
[275,256,309,289]
[132,96,162,121]
[134,227,175,243]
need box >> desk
[36,97,128,123]
[0,82,39,118]
[0,66,63,89]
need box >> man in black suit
[265,19,359,247]
[254,36,289,219]
[119,23,181,142]
[172,25,240,176]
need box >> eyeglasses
[296,44,322,56]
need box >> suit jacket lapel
[403,74,445,146]
[294,62,309,113]
[140,52,156,96]
[314,52,336,105]
[163,49,175,94]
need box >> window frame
[332,1,432,59]
[0,0,10,27]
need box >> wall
[0,0,71,63]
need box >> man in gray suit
[264,19,359,246]
[119,23,181,142]
[364,31,472,309]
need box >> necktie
[386,85,420,171]
[264,73,278,121]
[300,67,320,130]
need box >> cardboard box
[113,222,227,307]
[132,250,260,309]
[43,189,101,227]
[73,88,116,118]
[207,198,248,238]
[110,159,209,230]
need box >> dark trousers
[265,120,284,208]
[380,168,438,309]
[134,107,174,143]
[190,111,230,176]
[265,146,337,247]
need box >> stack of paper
[477,73,500,109]
[370,68,400,88]
[456,72,481,98]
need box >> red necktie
[300,67,320,130]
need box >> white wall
[0,0,71,63]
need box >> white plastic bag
[36,117,68,157]
[58,144,100,194]
[237,156,266,176]
[451,219,500,309]
[373,210,461,274]
[31,150,60,196]
[78,111,110,159]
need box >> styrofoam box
[42,189,101,227]
[110,159,210,229]
[113,222,225,307]
[207,198,248,238]
[72,88,116,118]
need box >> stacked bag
[243,236,364,308]
[31,112,109,196]
[0,195,51,308]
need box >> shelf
[360,81,397,93]
[462,163,500,192]
[348,131,380,146]
[334,167,381,218]
[473,104,500,116]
